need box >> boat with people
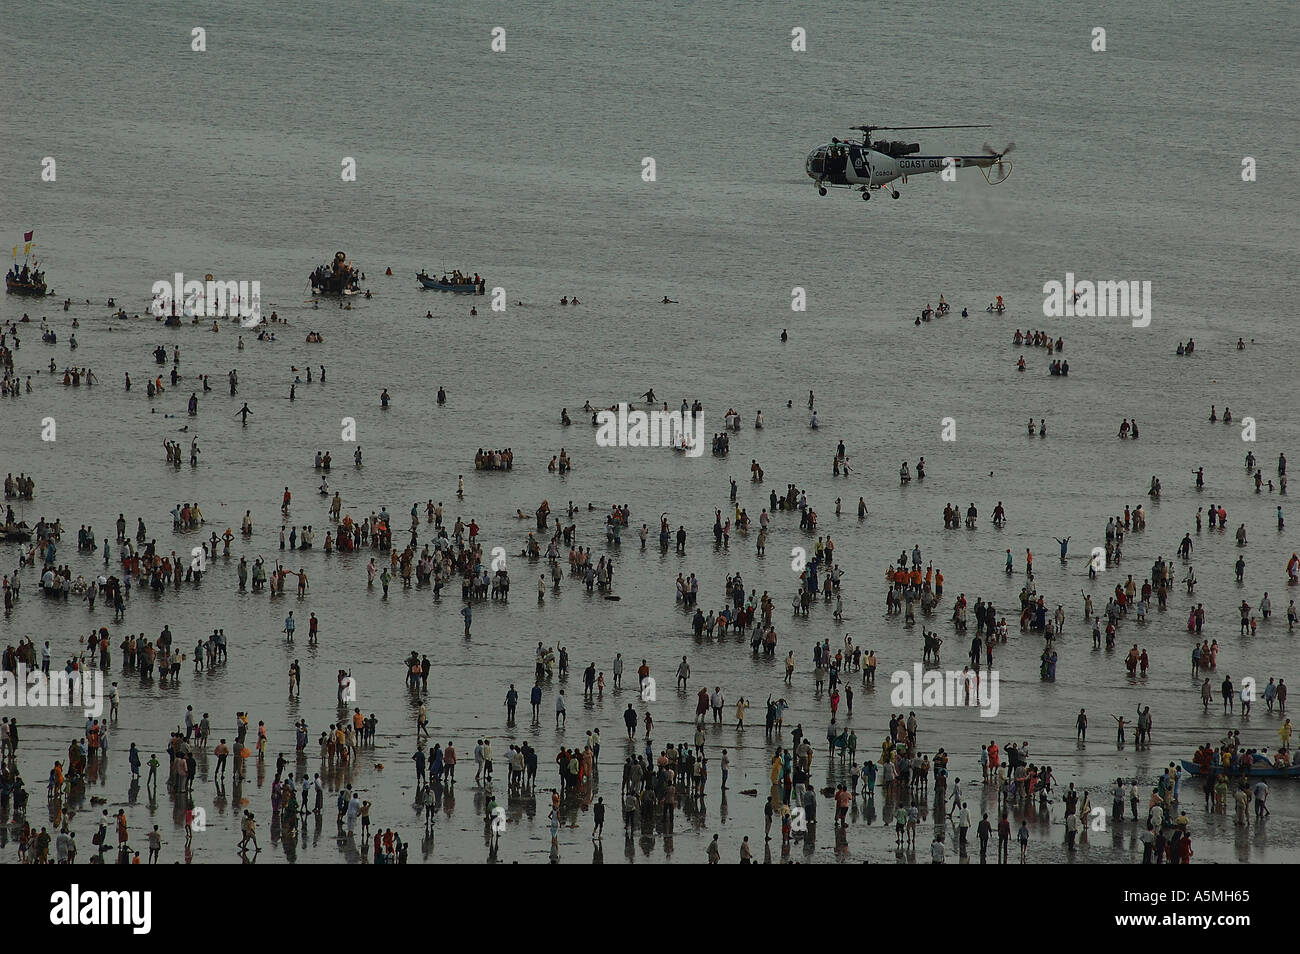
[1180,756,1300,779]
[0,523,32,543]
[417,269,485,294]
[6,263,48,296]
[310,251,363,295]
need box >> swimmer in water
[780,329,788,342]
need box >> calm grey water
[0,0,1297,864]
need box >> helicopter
[805,124,1014,201]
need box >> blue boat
[417,272,485,295]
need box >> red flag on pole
[23,231,33,242]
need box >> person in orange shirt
[835,785,852,826]
[934,571,944,597]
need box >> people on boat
[309,253,360,294]
[6,264,45,288]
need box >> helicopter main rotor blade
[865,124,994,131]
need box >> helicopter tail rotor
[980,141,1015,185]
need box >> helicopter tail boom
[893,155,1012,184]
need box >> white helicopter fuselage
[805,142,1001,192]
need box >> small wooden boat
[6,277,47,296]
[417,273,485,294]
[1180,758,1300,779]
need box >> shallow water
[0,0,1297,863]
